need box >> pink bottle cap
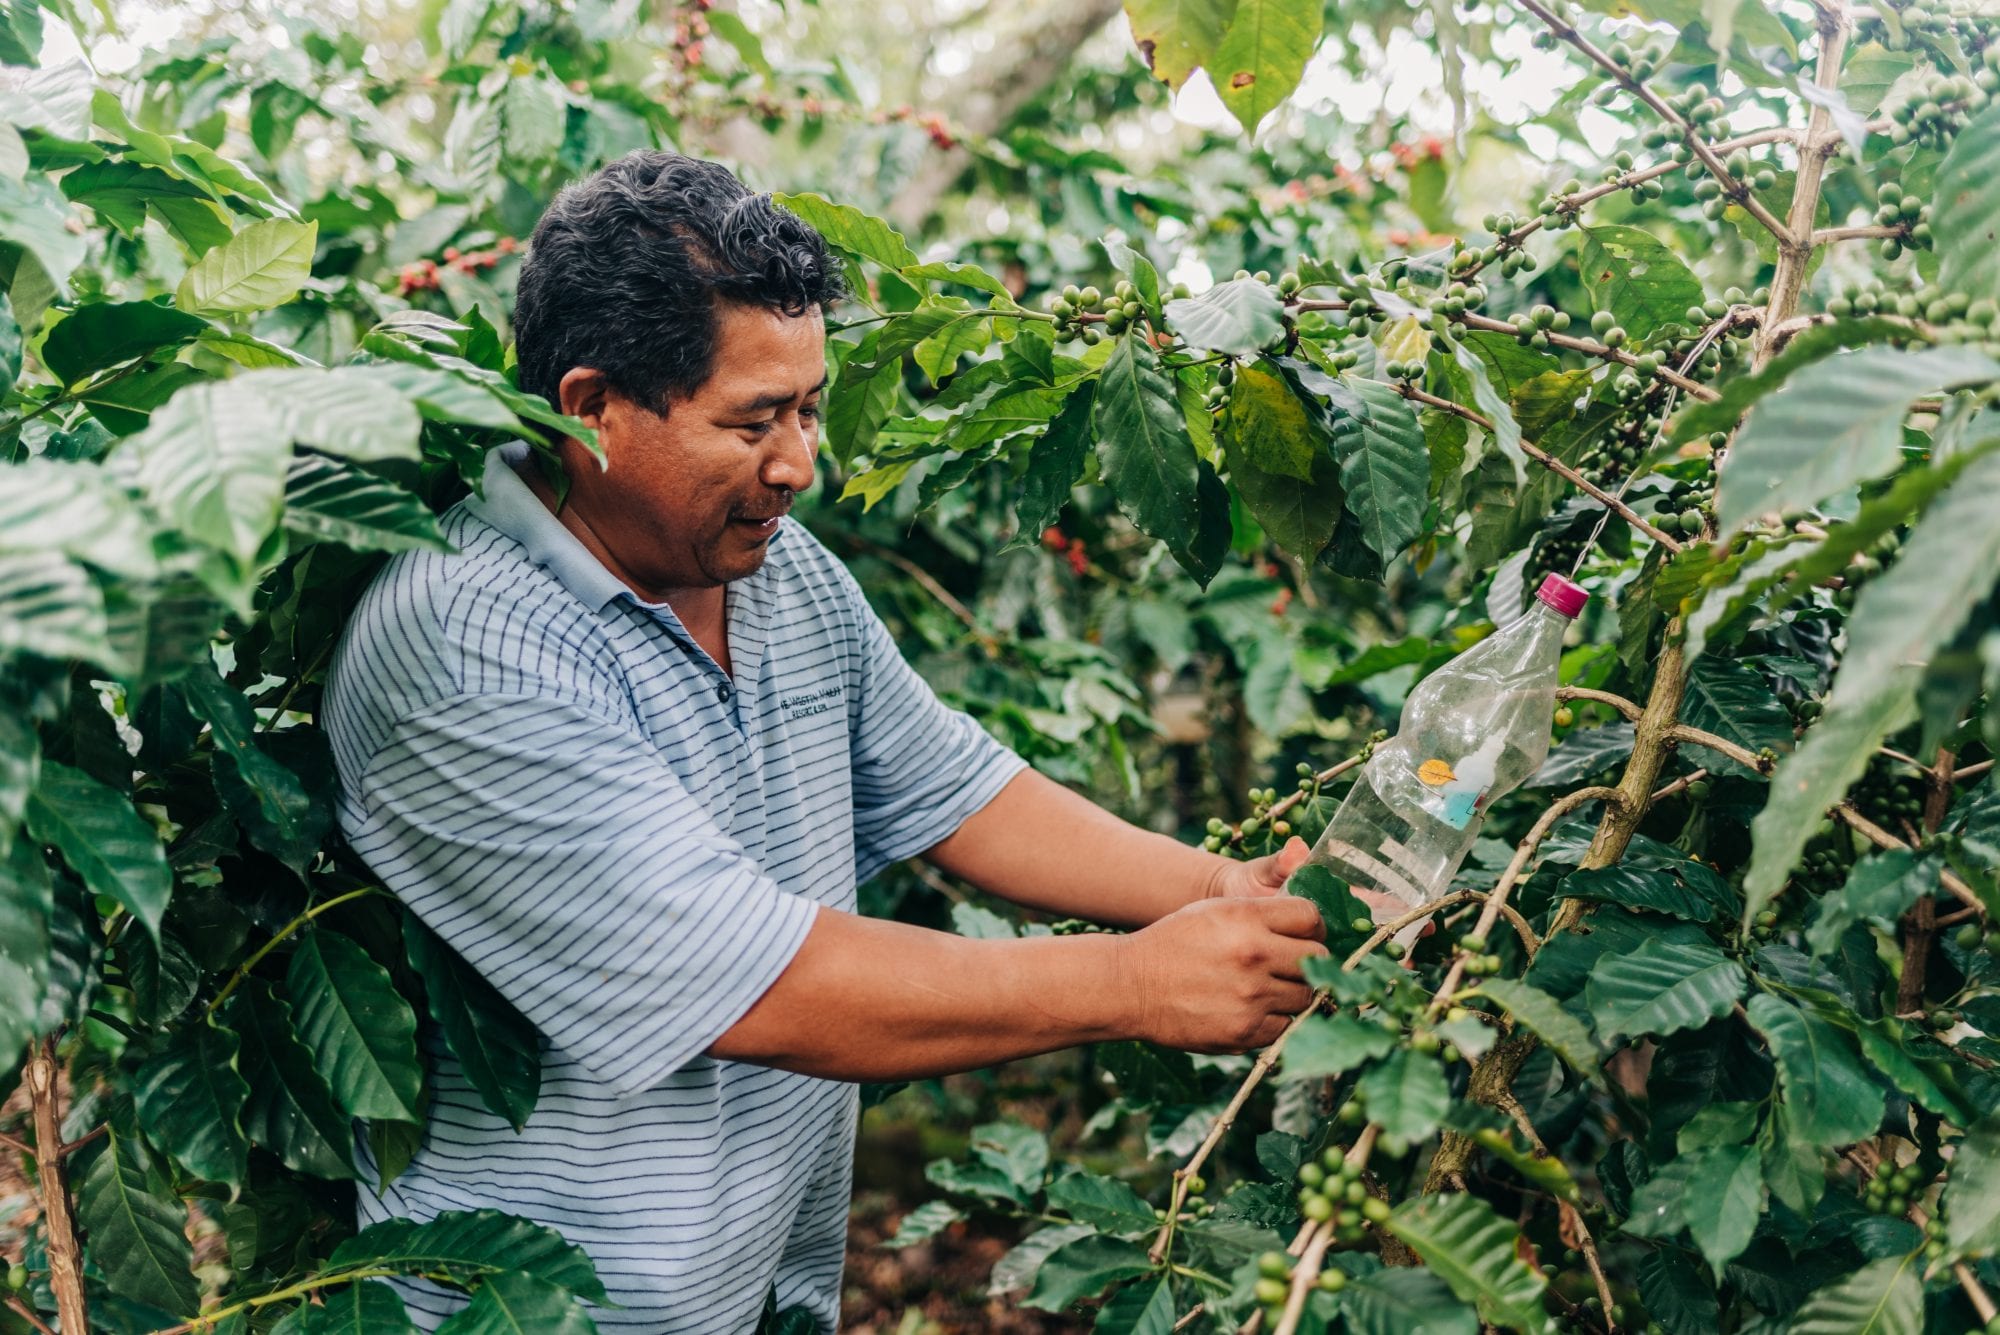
[1535,572,1590,619]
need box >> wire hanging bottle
[1307,573,1590,941]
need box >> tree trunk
[26,1036,87,1333]
[886,0,1127,233]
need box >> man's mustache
[731,491,795,523]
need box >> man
[324,151,1337,1332]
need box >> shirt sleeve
[348,691,820,1097]
[847,595,1028,884]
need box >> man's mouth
[729,499,791,536]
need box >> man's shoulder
[326,503,625,765]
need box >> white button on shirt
[323,444,1025,1331]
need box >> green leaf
[0,550,109,666]
[174,217,317,315]
[76,1129,198,1317]
[183,664,325,874]
[1680,656,1794,777]
[1094,335,1200,558]
[1385,1194,1553,1335]
[231,979,361,1180]
[884,1200,964,1249]
[0,835,50,1065]
[26,760,171,939]
[1805,850,1928,956]
[990,1224,1097,1298]
[1356,1048,1450,1142]
[1832,447,2000,714]
[1011,385,1095,546]
[1221,363,1340,559]
[1560,845,1734,922]
[1679,1144,1766,1279]
[1476,979,1603,1089]
[300,1281,420,1335]
[434,1272,600,1335]
[771,192,918,270]
[1934,102,2000,307]
[405,920,540,1131]
[1717,346,2000,534]
[1745,993,1884,1147]
[1206,0,1321,135]
[1022,1233,1155,1311]
[1669,317,1909,445]
[0,173,87,288]
[1450,334,1527,482]
[287,928,424,1123]
[134,1019,251,1188]
[1786,1253,1923,1335]
[1742,675,1919,930]
[1585,940,1746,1042]
[1048,1172,1158,1236]
[1852,1017,1972,1122]
[913,314,991,384]
[1123,0,1239,89]
[972,1120,1050,1196]
[1943,1116,2000,1259]
[1093,1276,1175,1334]
[285,455,450,556]
[328,1208,607,1302]
[0,456,161,579]
[249,368,426,462]
[1285,862,1372,955]
[40,300,208,387]
[1341,1267,1478,1335]
[129,379,290,571]
[1322,375,1428,564]
[1635,1248,1719,1335]
[1280,1014,1397,1081]
[499,74,564,170]
[1165,278,1283,356]
[1577,224,1705,344]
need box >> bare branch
[1813,224,1909,244]
[1664,723,1775,774]
[5,1297,55,1335]
[1558,686,1645,722]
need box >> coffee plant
[1,0,1999,1331]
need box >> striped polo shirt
[322,443,1025,1331]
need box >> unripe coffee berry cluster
[1883,61,1994,150]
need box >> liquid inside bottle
[1308,573,1590,941]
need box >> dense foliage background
[1,0,1999,1330]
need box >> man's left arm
[925,768,1305,927]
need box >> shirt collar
[463,443,789,627]
[464,442,635,615]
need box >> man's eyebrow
[721,375,829,416]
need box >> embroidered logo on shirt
[780,685,844,720]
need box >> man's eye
[740,421,774,436]
[801,403,821,421]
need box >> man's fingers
[1255,894,1327,940]
[1270,939,1329,982]
[1267,981,1315,1017]
[1269,836,1309,880]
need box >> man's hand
[1209,836,1431,933]
[1112,895,1328,1053]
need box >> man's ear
[556,366,611,428]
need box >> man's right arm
[709,894,1327,1081]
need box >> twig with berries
[1512,0,1794,243]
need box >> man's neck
[521,462,731,673]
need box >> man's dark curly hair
[513,151,846,417]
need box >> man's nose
[761,416,817,492]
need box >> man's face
[557,303,826,595]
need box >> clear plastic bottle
[1307,573,1589,941]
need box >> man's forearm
[923,769,1222,927]
[709,906,1136,1080]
